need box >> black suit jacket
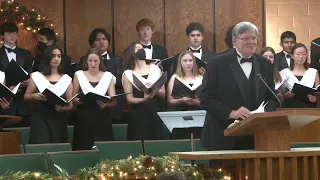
[0,46,33,86]
[0,46,33,116]
[152,44,168,60]
[310,37,320,73]
[199,49,279,150]
[276,51,289,71]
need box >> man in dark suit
[0,22,33,126]
[200,22,279,165]
[136,18,168,61]
[275,31,296,71]
[310,37,320,73]
[167,22,216,76]
[78,28,121,79]
[32,28,72,76]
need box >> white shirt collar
[140,42,152,46]
[283,51,289,56]
[101,50,108,56]
[189,46,202,51]
[4,44,16,49]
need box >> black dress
[127,75,164,141]
[72,82,113,150]
[171,82,200,111]
[29,81,68,144]
[283,75,316,108]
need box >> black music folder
[291,83,320,100]
[42,89,80,106]
[5,60,29,85]
[194,57,207,69]
[171,78,201,98]
[132,73,167,95]
[79,92,129,104]
[0,83,20,99]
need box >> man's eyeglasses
[236,36,257,41]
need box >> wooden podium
[0,115,22,155]
[169,109,320,179]
[224,109,320,151]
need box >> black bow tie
[286,54,291,59]
[237,53,253,64]
[189,48,201,53]
[142,44,152,49]
[4,46,16,53]
[240,57,254,64]
[101,54,109,60]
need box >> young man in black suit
[200,22,279,166]
[166,22,216,76]
[310,37,320,73]
[78,28,121,78]
[32,28,72,75]
[136,18,168,61]
[276,31,296,71]
[0,22,33,126]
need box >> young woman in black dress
[122,42,165,140]
[281,43,320,108]
[166,50,202,111]
[72,48,116,150]
[24,45,73,143]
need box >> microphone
[257,74,282,108]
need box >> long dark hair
[260,47,282,83]
[81,48,106,71]
[290,43,309,70]
[40,45,64,75]
[122,42,140,71]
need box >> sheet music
[227,101,267,129]
[250,101,267,114]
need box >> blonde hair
[175,50,200,79]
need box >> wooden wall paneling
[266,158,272,180]
[278,157,285,180]
[215,0,264,53]
[113,0,164,57]
[165,0,214,56]
[18,0,64,56]
[65,0,112,63]
[311,156,318,180]
[291,157,298,180]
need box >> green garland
[0,156,232,180]
[0,0,54,34]
[0,171,53,180]
[76,156,204,180]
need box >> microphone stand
[257,74,282,108]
